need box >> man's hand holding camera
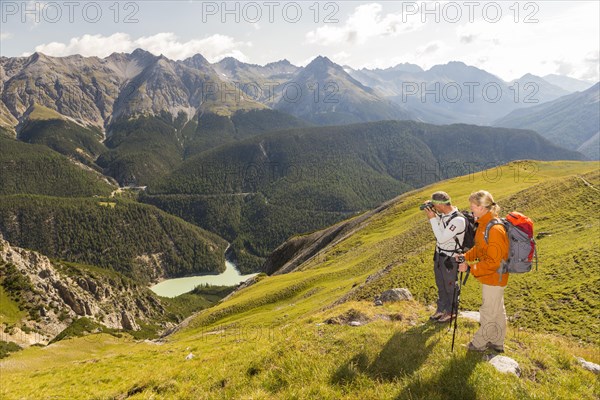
[421,201,436,219]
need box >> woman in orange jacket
[457,190,509,352]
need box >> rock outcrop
[577,357,600,374]
[459,311,481,322]
[0,237,170,346]
[379,288,413,303]
[486,355,521,376]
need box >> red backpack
[484,212,538,281]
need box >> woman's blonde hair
[469,190,501,217]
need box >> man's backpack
[460,211,477,251]
[484,211,538,280]
[448,211,477,252]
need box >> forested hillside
[0,136,114,197]
[0,196,227,282]
[144,120,584,271]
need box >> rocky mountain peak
[24,52,51,67]
[218,56,242,67]
[182,53,211,70]
[131,47,155,59]
[387,62,424,74]
[305,55,336,70]
[265,59,294,68]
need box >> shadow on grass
[394,352,481,400]
[331,323,446,385]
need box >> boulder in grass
[459,311,481,322]
[577,357,600,374]
[379,288,413,303]
[325,309,370,326]
[486,355,521,376]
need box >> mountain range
[345,62,594,126]
[542,74,596,92]
[494,83,600,160]
[0,48,598,398]
[0,49,263,131]
[0,49,592,274]
[0,49,592,141]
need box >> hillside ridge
[1,161,598,399]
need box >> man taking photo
[423,191,467,323]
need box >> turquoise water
[150,259,258,298]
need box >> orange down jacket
[464,211,509,286]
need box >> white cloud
[553,60,574,76]
[453,2,599,81]
[134,33,250,62]
[31,32,251,62]
[581,50,600,81]
[331,51,351,65]
[459,33,477,44]
[305,3,421,46]
[1,32,13,40]
[416,41,443,57]
[32,33,133,57]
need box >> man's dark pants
[433,252,458,314]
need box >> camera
[419,201,434,210]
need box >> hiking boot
[487,343,505,353]
[466,342,487,352]
[436,313,453,323]
[429,311,444,321]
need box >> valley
[0,48,598,399]
[1,160,598,399]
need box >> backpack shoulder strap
[443,210,460,227]
[447,211,468,251]
[484,218,509,283]
[446,211,467,229]
[484,218,505,243]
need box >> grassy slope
[1,161,598,399]
[26,104,65,121]
[0,286,24,325]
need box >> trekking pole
[451,271,462,352]
[451,252,466,352]
[462,265,470,286]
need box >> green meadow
[1,160,598,399]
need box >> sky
[0,1,598,82]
